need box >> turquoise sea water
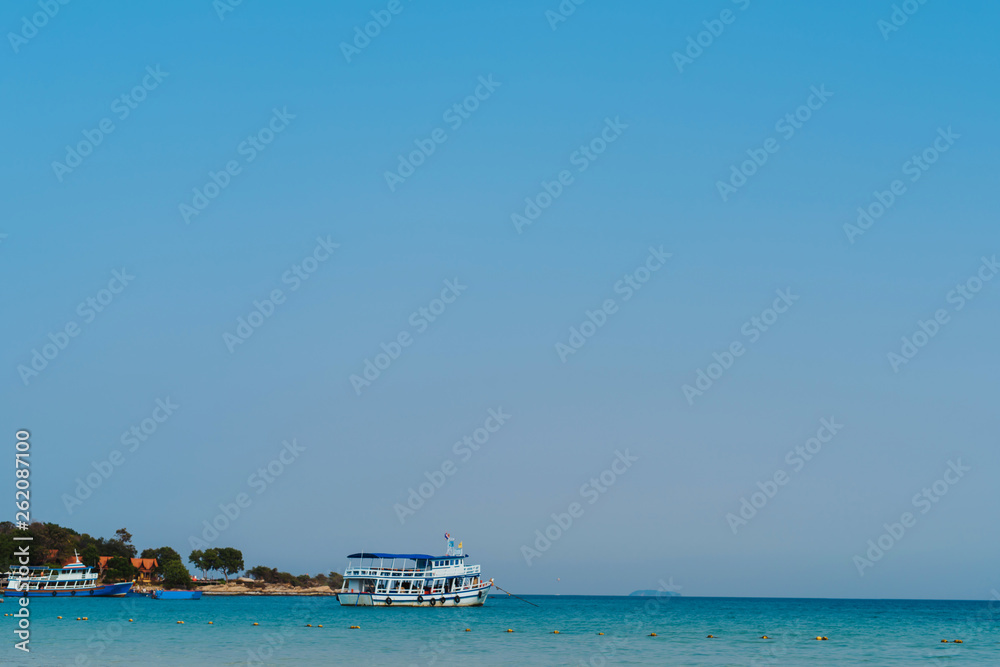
[3,594,999,665]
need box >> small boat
[4,551,131,597]
[151,590,202,600]
[337,534,492,607]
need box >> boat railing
[18,572,95,582]
[345,565,481,578]
[361,577,488,595]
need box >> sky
[1,0,998,599]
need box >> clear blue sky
[2,0,998,599]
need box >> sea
[2,594,999,666]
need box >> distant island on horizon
[629,589,682,597]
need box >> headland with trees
[0,521,342,594]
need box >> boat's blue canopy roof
[347,552,466,560]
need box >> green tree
[202,548,222,579]
[95,527,137,560]
[189,550,208,579]
[141,546,181,564]
[80,544,100,568]
[37,522,79,564]
[217,547,244,582]
[246,565,274,582]
[103,556,136,583]
[76,533,98,562]
[0,523,149,572]
[141,546,181,576]
[161,560,194,590]
[328,572,344,589]
[114,528,137,557]
[0,528,16,571]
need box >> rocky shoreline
[196,582,338,596]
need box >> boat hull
[337,592,373,606]
[3,582,133,597]
[337,583,491,607]
[152,590,202,600]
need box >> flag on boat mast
[445,532,461,556]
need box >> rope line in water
[493,583,539,607]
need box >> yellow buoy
[82,617,88,621]
[954,640,963,643]
[57,616,63,620]
[822,637,829,641]
[306,624,312,627]
[506,629,514,633]
[598,632,604,635]
[252,622,259,626]
[815,637,822,640]
[707,634,714,638]
[129,619,133,622]
[207,621,213,624]
[761,636,768,639]
[350,625,360,629]
[465,628,471,632]
[649,632,657,637]
[553,630,560,634]
[177,621,184,624]
[942,639,948,643]
[318,625,323,628]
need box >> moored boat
[4,552,132,597]
[152,590,202,600]
[337,535,492,607]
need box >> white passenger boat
[338,535,492,607]
[4,552,132,597]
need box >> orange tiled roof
[131,558,158,571]
[98,556,158,571]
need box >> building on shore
[99,557,159,585]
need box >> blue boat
[4,552,132,597]
[152,590,202,600]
